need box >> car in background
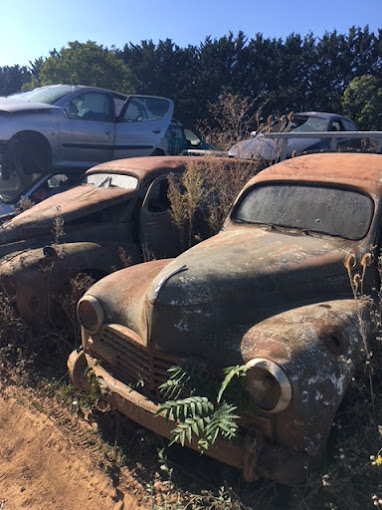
[69,152,380,485]
[0,155,257,325]
[0,172,76,219]
[0,84,173,202]
[228,112,359,161]
[159,120,212,155]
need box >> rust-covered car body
[0,155,255,324]
[68,153,381,484]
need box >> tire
[3,134,51,178]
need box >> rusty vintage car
[0,155,256,324]
[68,153,380,484]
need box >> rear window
[232,183,374,240]
[81,173,138,190]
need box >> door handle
[152,130,161,134]
[105,129,111,135]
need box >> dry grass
[198,90,264,151]
[168,158,262,252]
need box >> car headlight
[245,358,292,414]
[77,295,104,334]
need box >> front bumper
[68,348,308,485]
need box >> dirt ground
[0,386,150,510]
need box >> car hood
[0,184,133,245]
[147,227,352,362]
[0,97,60,113]
[89,226,353,366]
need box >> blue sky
[1,0,381,68]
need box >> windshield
[81,173,138,190]
[271,115,329,133]
[9,85,77,105]
[232,183,373,240]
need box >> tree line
[1,26,381,131]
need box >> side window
[30,174,70,202]
[147,178,171,213]
[123,98,147,122]
[68,92,112,122]
[342,118,358,131]
[121,97,171,123]
[330,121,343,132]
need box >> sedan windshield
[9,85,77,105]
[81,173,138,190]
[232,183,373,240]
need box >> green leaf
[217,364,248,403]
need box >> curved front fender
[241,299,373,457]
[0,241,141,324]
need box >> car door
[114,96,174,159]
[139,174,180,259]
[58,91,116,170]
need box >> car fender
[240,299,373,457]
[0,241,141,323]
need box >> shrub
[168,158,263,251]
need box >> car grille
[89,324,175,398]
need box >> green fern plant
[156,363,251,453]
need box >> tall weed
[168,158,262,251]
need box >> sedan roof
[244,153,382,196]
[85,155,247,182]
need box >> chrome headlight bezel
[77,295,104,334]
[245,358,292,414]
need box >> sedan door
[114,96,174,159]
[58,91,116,170]
[139,174,180,259]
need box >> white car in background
[228,112,359,162]
[0,84,173,203]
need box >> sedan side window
[68,92,113,122]
[342,118,358,131]
[122,98,148,123]
[121,97,171,123]
[147,178,171,213]
[330,121,343,131]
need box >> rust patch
[317,324,346,356]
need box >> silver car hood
[0,97,60,113]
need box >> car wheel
[3,134,51,178]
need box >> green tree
[342,74,382,129]
[0,65,31,95]
[26,41,137,94]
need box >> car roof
[60,84,127,98]
[245,153,382,196]
[85,156,248,181]
[296,111,349,119]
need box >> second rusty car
[0,155,257,324]
[68,153,379,485]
